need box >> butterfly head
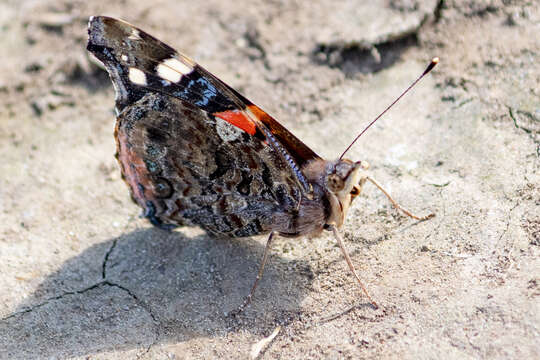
[322,159,368,228]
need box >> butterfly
[87,16,436,312]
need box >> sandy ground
[0,0,538,359]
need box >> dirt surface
[0,0,538,359]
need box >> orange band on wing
[247,104,272,122]
[214,110,256,135]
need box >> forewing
[87,16,321,188]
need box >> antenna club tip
[423,57,439,75]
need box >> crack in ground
[0,280,159,324]
[102,239,118,279]
[103,281,160,359]
[497,201,520,246]
[483,200,521,278]
[507,106,540,156]
[99,239,160,357]
[0,279,161,357]
[1,239,161,357]
[508,106,536,134]
[0,281,108,321]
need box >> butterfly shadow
[1,228,312,358]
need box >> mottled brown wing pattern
[86,16,326,235]
[115,91,307,236]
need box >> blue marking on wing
[195,78,217,106]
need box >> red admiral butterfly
[87,16,437,312]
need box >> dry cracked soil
[0,0,538,359]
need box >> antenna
[339,57,439,160]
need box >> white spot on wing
[164,58,192,75]
[156,58,193,83]
[121,54,128,62]
[215,117,242,142]
[156,63,181,82]
[128,67,147,85]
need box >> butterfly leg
[231,231,275,316]
[365,176,435,221]
[329,225,378,308]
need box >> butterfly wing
[87,16,321,166]
[87,16,321,236]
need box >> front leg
[330,225,378,308]
[364,176,435,221]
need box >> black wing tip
[87,15,123,31]
[87,16,110,52]
[87,15,177,59]
[87,16,134,49]
[87,15,111,37]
